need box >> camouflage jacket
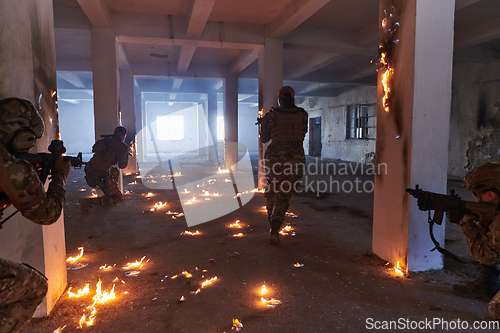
[461,208,500,266]
[87,137,128,176]
[260,107,308,165]
[0,145,65,225]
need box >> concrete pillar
[0,0,67,317]
[120,68,137,174]
[197,102,208,156]
[372,0,455,272]
[257,39,283,188]
[135,83,144,163]
[207,89,218,164]
[224,74,238,169]
[91,28,119,140]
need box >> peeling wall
[297,86,377,163]
[448,61,500,179]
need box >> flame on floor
[99,264,115,270]
[229,220,242,228]
[66,247,84,263]
[231,233,245,237]
[285,212,298,218]
[53,325,66,332]
[232,318,243,331]
[67,284,90,298]
[122,256,146,270]
[261,297,282,308]
[181,230,201,236]
[261,284,267,296]
[201,276,218,288]
[294,263,304,268]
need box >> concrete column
[257,39,283,188]
[91,28,119,140]
[120,68,137,174]
[197,102,208,156]
[135,84,144,163]
[372,0,455,272]
[207,89,218,163]
[224,74,238,169]
[0,0,67,317]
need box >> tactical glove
[52,155,71,179]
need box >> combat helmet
[464,162,500,194]
[0,98,44,152]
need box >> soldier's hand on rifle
[52,155,71,179]
[446,208,465,224]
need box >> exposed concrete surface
[26,154,498,332]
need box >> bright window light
[217,116,224,141]
[157,115,184,140]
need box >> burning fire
[122,256,146,270]
[285,212,298,218]
[53,325,66,332]
[80,188,86,192]
[201,276,218,288]
[232,233,245,237]
[229,220,242,228]
[232,318,243,331]
[394,261,405,276]
[79,308,97,328]
[217,167,230,174]
[294,263,304,267]
[89,279,116,308]
[279,225,295,236]
[143,192,154,197]
[252,188,265,193]
[171,212,185,219]
[181,230,201,236]
[67,284,90,298]
[66,247,84,263]
[261,284,268,296]
[184,196,197,205]
[152,201,168,210]
[99,264,115,270]
[380,52,393,113]
[128,181,138,185]
[181,271,193,278]
[261,297,282,308]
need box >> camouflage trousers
[84,166,123,206]
[0,258,47,333]
[264,161,304,223]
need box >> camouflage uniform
[260,107,308,224]
[0,98,68,333]
[84,136,128,206]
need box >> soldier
[450,162,500,318]
[0,98,70,333]
[259,86,308,244]
[81,126,128,211]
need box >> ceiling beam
[284,27,372,55]
[76,0,111,28]
[266,0,331,39]
[118,43,131,71]
[131,61,227,79]
[187,0,217,35]
[455,16,500,48]
[114,13,264,50]
[177,45,197,74]
[286,53,345,80]
[227,50,258,74]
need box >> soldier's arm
[117,142,129,169]
[302,110,309,135]
[7,160,65,225]
[260,113,273,143]
[461,214,500,266]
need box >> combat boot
[451,264,500,302]
[269,219,282,244]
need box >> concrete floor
[27,155,499,332]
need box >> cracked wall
[448,61,500,179]
[297,86,377,163]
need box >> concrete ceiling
[53,0,500,102]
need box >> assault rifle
[406,185,498,262]
[15,139,85,183]
[0,140,85,229]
